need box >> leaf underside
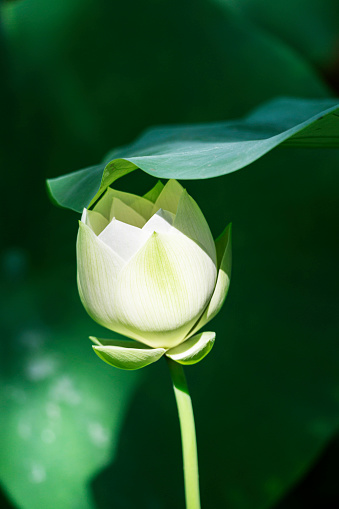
[47,97,339,213]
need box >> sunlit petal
[90,337,165,370]
[111,198,146,228]
[77,221,134,339]
[114,231,217,348]
[81,208,108,235]
[174,190,216,263]
[95,187,154,221]
[92,188,113,220]
[143,180,165,203]
[187,223,231,338]
[152,179,185,215]
[166,331,215,365]
[99,218,151,261]
[142,208,175,234]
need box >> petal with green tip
[90,336,146,348]
[187,223,232,338]
[142,209,175,234]
[91,188,113,220]
[111,198,146,228]
[94,187,154,221]
[81,208,108,235]
[166,331,215,365]
[143,180,165,203]
[174,190,216,263]
[114,230,217,349]
[152,179,184,215]
[92,341,166,370]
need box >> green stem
[166,357,201,509]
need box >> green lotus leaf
[47,97,339,213]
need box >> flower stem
[166,357,201,509]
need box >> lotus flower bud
[77,180,231,366]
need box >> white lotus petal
[166,331,215,365]
[114,231,217,349]
[81,208,87,223]
[90,337,165,370]
[187,223,232,338]
[152,179,185,215]
[77,221,136,339]
[99,218,151,261]
[111,198,146,228]
[81,208,108,235]
[174,190,216,264]
[142,209,175,234]
[143,180,165,203]
[95,187,154,221]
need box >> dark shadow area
[90,360,184,509]
[275,435,339,509]
[0,485,16,509]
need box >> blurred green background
[0,0,339,508]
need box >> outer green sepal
[165,331,215,365]
[143,180,164,203]
[90,336,166,370]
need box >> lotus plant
[77,179,231,509]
